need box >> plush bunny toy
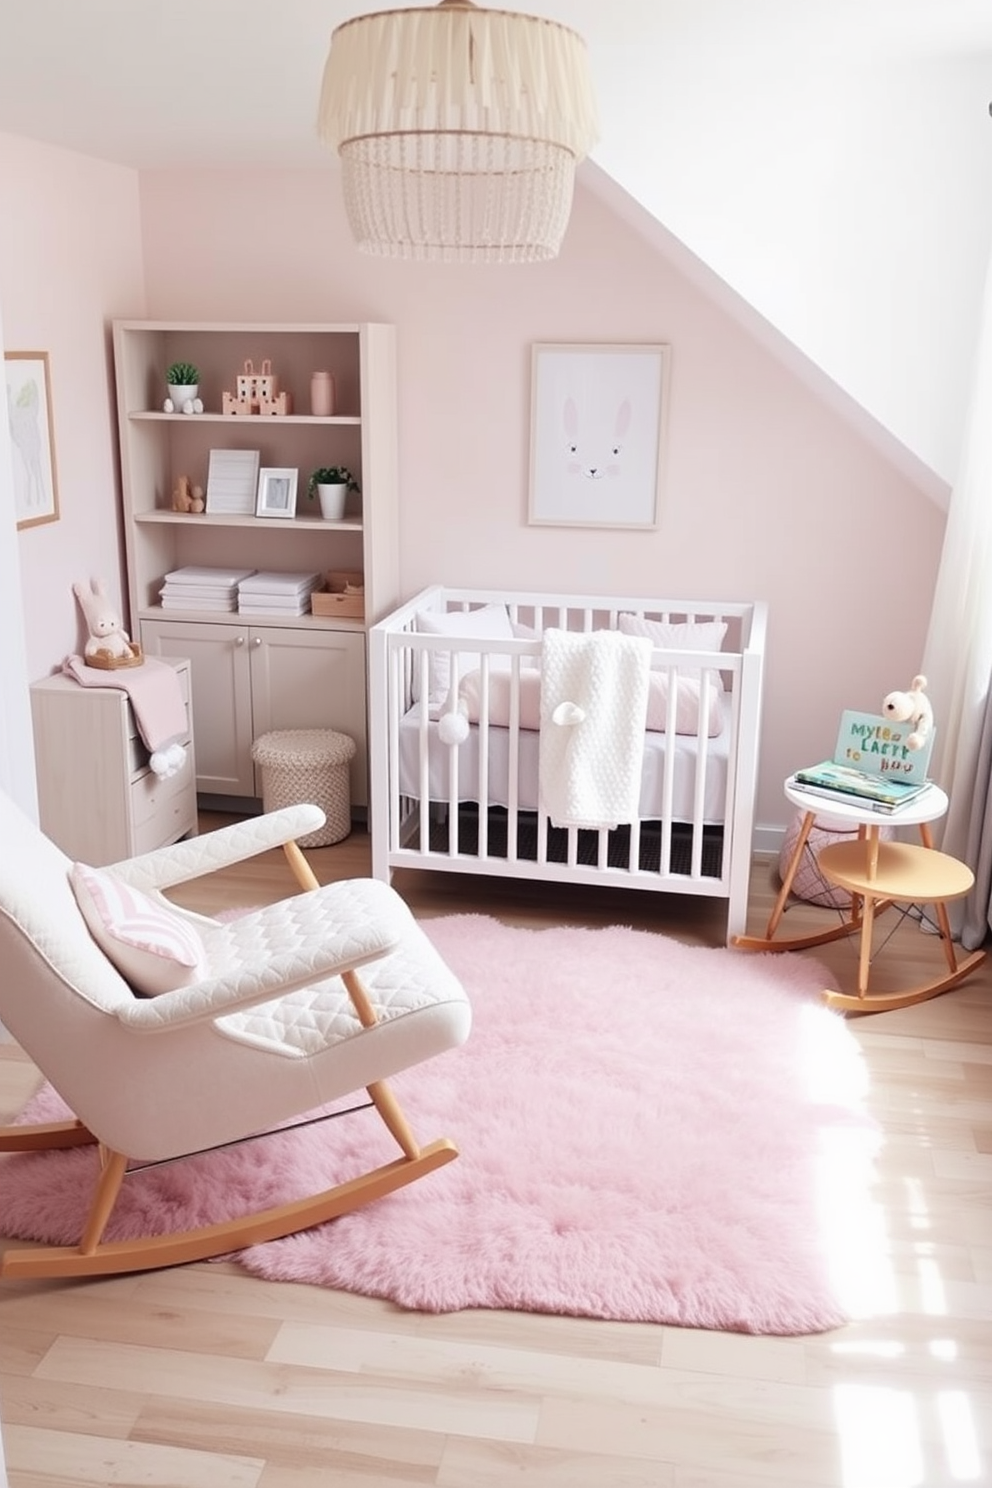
[881,673,933,751]
[72,578,134,662]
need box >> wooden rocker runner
[0,791,471,1279]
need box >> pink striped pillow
[70,862,207,997]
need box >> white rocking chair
[0,789,471,1279]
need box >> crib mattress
[396,704,731,824]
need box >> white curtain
[922,247,992,949]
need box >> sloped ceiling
[0,0,989,491]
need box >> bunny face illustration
[563,395,632,480]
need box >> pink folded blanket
[62,655,189,778]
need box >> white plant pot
[316,483,348,520]
[167,383,198,412]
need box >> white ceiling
[0,0,988,172]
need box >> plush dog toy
[881,674,933,751]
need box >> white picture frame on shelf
[528,343,670,529]
[205,448,260,515]
[255,466,299,519]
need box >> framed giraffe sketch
[528,343,670,530]
[4,350,60,530]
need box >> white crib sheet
[396,704,731,824]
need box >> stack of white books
[160,566,257,612]
[237,571,323,616]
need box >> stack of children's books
[791,710,935,814]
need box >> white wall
[0,133,145,685]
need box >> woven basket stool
[778,807,893,909]
[251,729,356,847]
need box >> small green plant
[166,361,199,385]
[307,466,360,499]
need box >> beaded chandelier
[318,1,599,264]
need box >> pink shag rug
[1,916,879,1334]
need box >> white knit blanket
[538,628,652,830]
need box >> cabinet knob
[235,634,246,647]
[252,635,262,648]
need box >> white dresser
[30,657,197,865]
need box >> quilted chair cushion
[70,862,207,997]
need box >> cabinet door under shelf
[141,620,254,797]
[249,626,368,806]
[141,618,368,806]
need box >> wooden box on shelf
[311,570,364,619]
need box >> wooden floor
[1,815,990,1488]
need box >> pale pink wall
[0,133,145,683]
[139,166,945,833]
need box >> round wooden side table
[733,778,986,1014]
[734,779,950,953]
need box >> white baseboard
[753,822,787,857]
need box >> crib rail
[369,588,765,940]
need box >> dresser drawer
[130,750,197,854]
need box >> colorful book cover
[831,710,934,785]
[792,761,929,808]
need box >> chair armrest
[106,805,326,892]
[114,919,403,1033]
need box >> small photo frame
[528,343,671,529]
[4,350,60,530]
[256,467,298,519]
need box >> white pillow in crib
[413,604,515,708]
[455,666,723,736]
[617,613,728,690]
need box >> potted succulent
[165,360,200,413]
[307,465,360,520]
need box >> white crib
[368,587,767,942]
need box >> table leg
[765,810,815,939]
[856,894,877,1000]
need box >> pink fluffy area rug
[1,916,881,1334]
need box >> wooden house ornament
[222,358,293,416]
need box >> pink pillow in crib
[455,667,723,736]
[617,613,728,690]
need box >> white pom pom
[181,399,195,415]
[163,397,175,413]
[438,706,470,746]
[192,397,204,413]
[552,701,585,727]
[149,741,187,779]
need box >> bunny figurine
[72,578,135,662]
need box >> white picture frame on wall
[528,343,670,529]
[255,466,298,519]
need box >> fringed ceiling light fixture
[317,0,599,263]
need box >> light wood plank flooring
[1,815,990,1487]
